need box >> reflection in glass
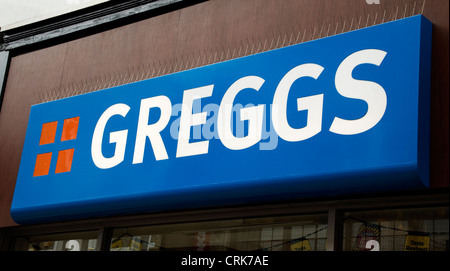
[14,230,98,251]
[110,214,328,251]
[343,207,449,251]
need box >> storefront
[0,0,448,253]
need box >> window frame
[3,191,448,251]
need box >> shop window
[342,207,449,251]
[13,230,98,251]
[109,214,328,251]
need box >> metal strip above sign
[11,15,432,224]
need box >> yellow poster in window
[111,239,123,249]
[404,234,430,251]
[130,237,143,251]
[290,239,312,251]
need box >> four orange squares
[34,117,79,177]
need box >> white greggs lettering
[91,49,388,169]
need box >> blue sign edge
[417,15,432,190]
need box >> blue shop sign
[11,15,432,224]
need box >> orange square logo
[55,149,75,174]
[39,121,58,145]
[34,117,79,177]
[61,117,79,141]
[33,152,52,177]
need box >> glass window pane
[14,230,98,251]
[110,214,328,251]
[343,207,449,251]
